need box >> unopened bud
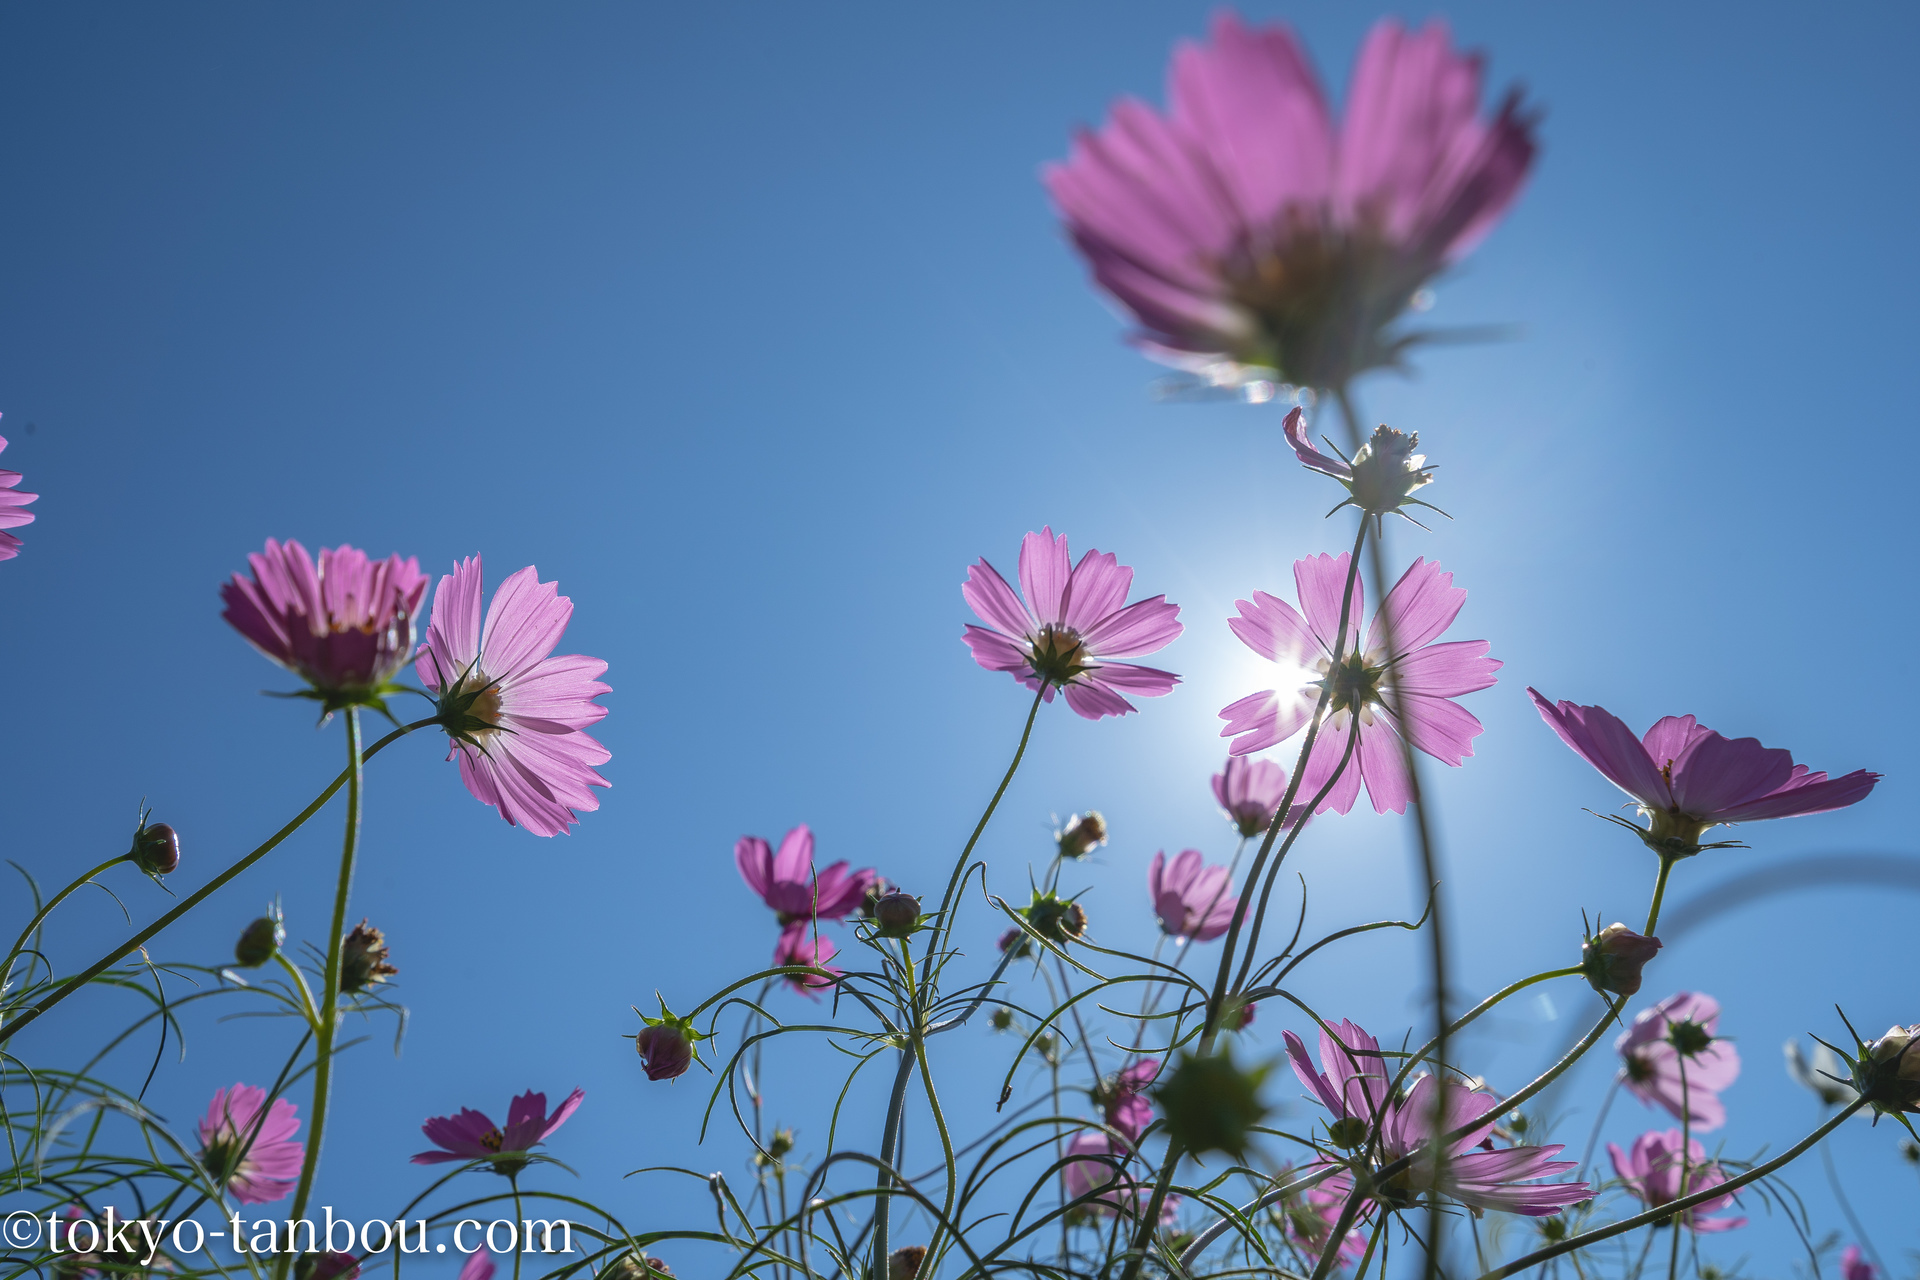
[1327,1116,1368,1149]
[1667,1019,1713,1058]
[602,1254,673,1280]
[234,907,284,968]
[1222,998,1257,1032]
[988,1008,1015,1032]
[1022,889,1088,945]
[340,919,398,993]
[1057,812,1107,860]
[1579,923,1661,997]
[754,1127,796,1168]
[997,926,1034,959]
[1154,1049,1269,1160]
[1856,1024,1920,1114]
[857,879,893,920]
[636,997,706,1082]
[888,1246,926,1280]
[874,891,921,939]
[130,821,181,876]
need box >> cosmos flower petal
[1665,732,1795,817]
[1064,678,1138,720]
[1528,691,1669,809]
[963,559,1035,640]
[1227,591,1320,666]
[1077,595,1183,658]
[1713,768,1880,822]
[1018,527,1073,626]
[1063,548,1134,633]
[1293,553,1364,658]
[1392,640,1500,698]
[1087,661,1179,695]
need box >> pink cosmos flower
[222,539,428,709]
[1211,756,1300,837]
[1045,14,1535,391]
[1061,1132,1180,1222]
[1842,1246,1877,1280]
[197,1084,304,1204]
[735,825,876,925]
[1148,850,1239,942]
[1616,992,1740,1132]
[1529,691,1879,855]
[1290,1021,1587,1216]
[1222,554,1498,814]
[1608,1129,1746,1232]
[416,558,610,837]
[1099,1059,1161,1142]
[773,924,841,996]
[412,1088,584,1174]
[1275,1167,1366,1271]
[0,433,36,561]
[458,1249,496,1280]
[962,527,1181,720]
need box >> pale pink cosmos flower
[1222,553,1498,814]
[416,558,610,837]
[1616,992,1740,1132]
[413,1088,584,1174]
[1098,1059,1161,1143]
[1148,850,1239,942]
[773,924,841,996]
[735,825,876,925]
[1062,1131,1180,1222]
[1529,690,1879,855]
[197,1084,304,1204]
[1211,756,1301,837]
[962,527,1181,720]
[458,1250,497,1280]
[222,539,428,710]
[1608,1129,1747,1232]
[1045,14,1536,390]
[1290,1021,1587,1216]
[0,433,36,561]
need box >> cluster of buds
[233,903,286,968]
[635,997,707,1082]
[128,813,181,877]
[1580,922,1661,997]
[1056,811,1107,860]
[340,920,399,993]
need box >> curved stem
[924,686,1046,973]
[1387,967,1584,1100]
[870,1046,919,1279]
[4,855,132,982]
[1475,1100,1866,1279]
[1175,1163,1347,1268]
[278,707,364,1280]
[0,717,431,1045]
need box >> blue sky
[2,3,1917,1274]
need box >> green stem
[924,686,1046,973]
[277,707,364,1280]
[1387,967,1584,1099]
[1475,1100,1866,1279]
[1117,1139,1181,1280]
[0,717,431,1045]
[1645,854,1678,935]
[4,854,131,981]
[870,1045,919,1279]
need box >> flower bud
[1222,998,1257,1032]
[873,891,921,939]
[857,878,893,920]
[234,906,285,968]
[1022,889,1088,945]
[1327,1116,1368,1149]
[340,919,398,993]
[1855,1024,1920,1114]
[1344,425,1434,518]
[1666,1018,1713,1058]
[1579,923,1661,997]
[997,926,1034,959]
[888,1246,926,1280]
[1057,811,1107,860]
[1154,1049,1269,1160]
[636,997,706,1082]
[130,821,181,876]
[753,1127,796,1168]
[602,1254,673,1280]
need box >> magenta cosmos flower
[1211,756,1301,837]
[735,825,876,925]
[222,539,428,712]
[1276,1169,1365,1272]
[1045,13,1536,391]
[1062,1131,1179,1222]
[1842,1246,1877,1280]
[1616,991,1740,1132]
[1222,553,1498,814]
[1530,690,1879,856]
[773,924,841,996]
[416,557,610,837]
[1289,1021,1588,1216]
[0,433,36,561]
[197,1084,304,1205]
[1097,1058,1161,1142]
[962,527,1181,720]
[413,1087,584,1175]
[1608,1129,1746,1232]
[1148,849,1238,941]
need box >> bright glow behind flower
[417,557,610,837]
